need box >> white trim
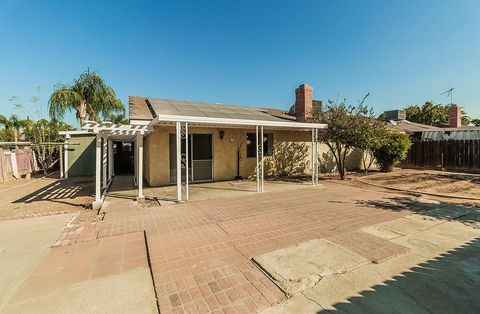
[59,130,92,136]
[152,114,326,129]
[130,119,152,126]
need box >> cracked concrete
[253,239,369,295]
[260,206,480,313]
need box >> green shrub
[374,132,412,172]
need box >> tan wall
[144,126,364,187]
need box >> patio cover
[82,98,327,209]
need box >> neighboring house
[382,107,480,172]
[382,106,480,141]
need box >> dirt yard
[353,169,480,203]
[0,173,97,223]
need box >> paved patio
[89,177,419,313]
[6,175,479,313]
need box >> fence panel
[401,139,480,172]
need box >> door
[169,134,213,183]
[191,134,213,182]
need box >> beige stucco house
[129,84,330,188]
[81,84,364,207]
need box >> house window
[246,133,273,158]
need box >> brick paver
[62,181,417,313]
[82,183,414,313]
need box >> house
[382,106,480,141]
[74,84,374,209]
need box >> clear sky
[1,0,479,127]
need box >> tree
[310,95,383,180]
[12,89,75,174]
[471,119,480,127]
[0,114,28,142]
[374,132,412,172]
[49,69,125,125]
[405,102,470,126]
[356,116,388,173]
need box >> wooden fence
[0,148,37,182]
[401,140,480,171]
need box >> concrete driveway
[0,214,73,310]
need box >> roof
[129,96,297,123]
[129,96,155,120]
[384,120,441,132]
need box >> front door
[169,134,213,183]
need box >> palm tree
[0,114,28,142]
[49,69,125,125]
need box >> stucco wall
[143,126,364,186]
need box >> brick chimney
[449,105,462,128]
[294,84,313,122]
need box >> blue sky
[1,0,479,127]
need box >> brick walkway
[72,181,411,314]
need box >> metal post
[137,134,144,201]
[256,125,260,192]
[59,145,64,179]
[260,125,264,192]
[108,139,114,181]
[95,134,101,203]
[64,135,70,179]
[184,123,189,201]
[312,128,319,186]
[102,137,107,188]
[176,121,182,202]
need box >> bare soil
[0,173,97,223]
[345,168,480,206]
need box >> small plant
[374,132,412,172]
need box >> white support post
[102,137,108,188]
[176,121,182,202]
[256,125,264,192]
[256,125,260,192]
[59,145,64,179]
[260,125,264,192]
[312,128,319,186]
[108,139,114,181]
[64,135,70,179]
[94,134,102,209]
[137,134,144,202]
[134,140,138,185]
[184,123,189,201]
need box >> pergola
[82,116,326,209]
[81,121,153,209]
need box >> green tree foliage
[405,102,470,126]
[49,69,125,125]
[7,89,75,174]
[374,132,412,172]
[310,95,387,180]
[471,119,480,127]
[0,114,28,142]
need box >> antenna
[441,88,454,106]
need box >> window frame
[246,132,273,158]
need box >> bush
[374,132,412,172]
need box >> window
[246,133,273,158]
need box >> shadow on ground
[356,196,480,228]
[321,237,480,314]
[13,178,94,207]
